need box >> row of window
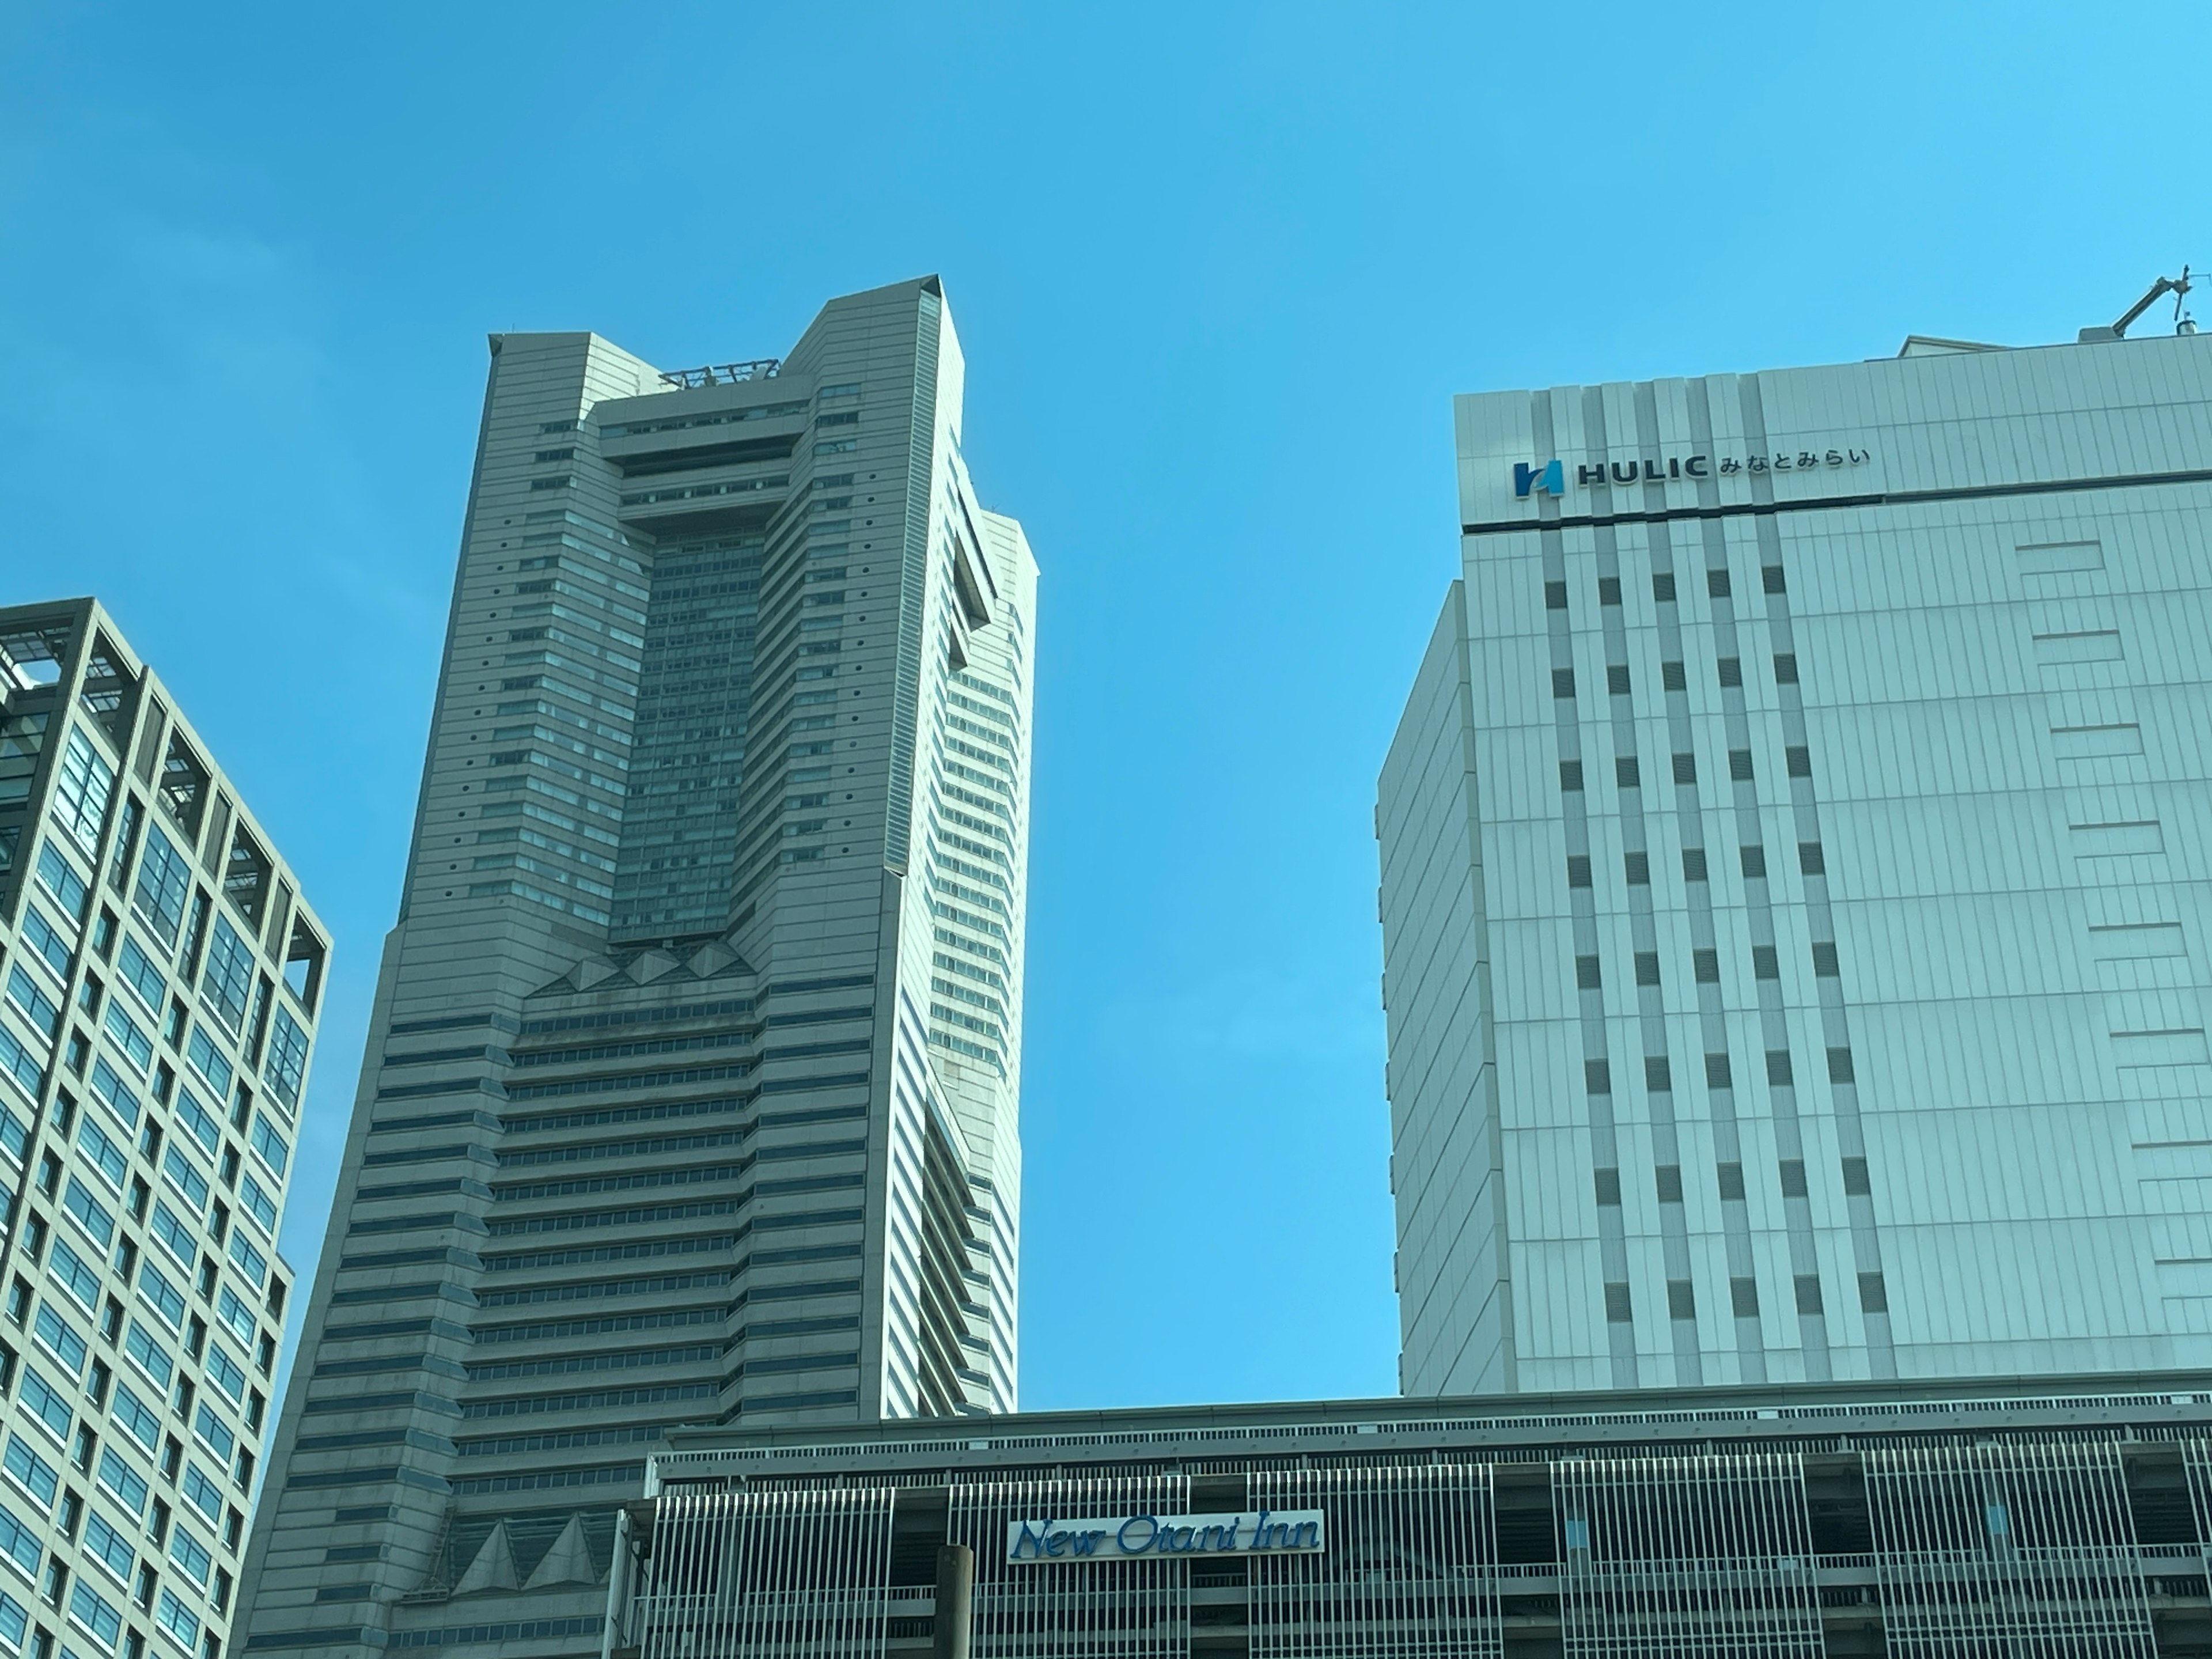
[1596,1154,1873,1207]
[1566,842,1830,889]
[1603,1268,1887,1323]
[1580,1046,1856,1093]
[1546,563,1788,611]
[1552,653,1800,701]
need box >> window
[62,1179,115,1249]
[156,1588,200,1654]
[18,1370,71,1441]
[184,1030,230,1099]
[1666,1280,1695,1320]
[1706,567,1731,598]
[1603,1282,1633,1322]
[110,1385,160,1456]
[1593,1168,1620,1205]
[1751,945,1780,980]
[1828,1046,1856,1084]
[1623,851,1649,885]
[1682,847,1708,881]
[38,843,92,923]
[136,1266,184,1332]
[4,971,59,1041]
[1762,563,1785,593]
[1574,956,1601,990]
[1565,855,1592,888]
[1728,748,1755,781]
[0,1030,41,1112]
[1692,948,1720,983]
[171,1092,217,1160]
[214,1291,253,1349]
[95,1449,148,1517]
[199,920,252,1038]
[263,1007,308,1115]
[1655,1164,1684,1203]
[1605,664,1631,696]
[158,1151,208,1214]
[204,1346,245,1406]
[237,1174,276,1236]
[68,1581,122,1648]
[1779,1159,1809,1197]
[75,1120,127,1194]
[148,1204,194,1269]
[179,1464,220,1524]
[53,731,116,858]
[0,1498,39,1579]
[1543,579,1568,611]
[1786,745,1812,778]
[113,941,164,1020]
[3,1436,57,1506]
[122,1324,172,1390]
[1799,840,1825,875]
[164,1529,209,1590]
[1652,571,1677,603]
[1717,656,1743,687]
[1767,1048,1794,1086]
[225,1233,266,1290]
[191,1406,232,1463]
[87,1059,139,1131]
[1660,660,1687,692]
[33,1306,88,1376]
[1740,844,1767,879]
[1614,756,1639,789]
[1730,1277,1760,1317]
[1558,760,1584,791]
[131,831,190,950]
[18,911,71,982]
[247,1114,288,1179]
[1794,1275,1824,1315]
[1634,952,1660,986]
[1842,1156,1872,1196]
[47,1238,100,1314]
[81,1512,132,1584]
[1551,668,1575,699]
[1643,1055,1672,1091]
[1671,752,1696,784]
[1705,1052,1733,1089]
[1585,1059,1611,1094]
[1774,652,1799,684]
[1858,1272,1888,1313]
[1597,575,1622,606]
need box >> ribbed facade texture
[1381,331,2212,1395]
[239,278,1035,1653]
[0,599,326,1659]
[609,1379,2212,1658]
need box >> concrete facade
[1382,329,2212,1396]
[0,598,325,1659]
[239,279,1035,1654]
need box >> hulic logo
[1513,460,1565,499]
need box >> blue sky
[1,0,2201,1411]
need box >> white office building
[1380,315,2212,1395]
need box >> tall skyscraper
[1380,324,2212,1396]
[0,598,327,1659]
[241,279,1035,1652]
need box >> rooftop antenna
[2080,267,2194,342]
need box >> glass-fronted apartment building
[0,599,325,1659]
[1380,325,2212,1396]
[609,1374,2212,1659]
[240,278,1036,1657]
